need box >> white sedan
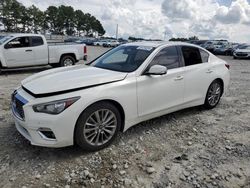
[11,42,230,151]
[233,45,250,59]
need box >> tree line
[0,0,105,36]
[169,36,199,41]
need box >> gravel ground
[0,47,250,188]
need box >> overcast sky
[17,0,250,42]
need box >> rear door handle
[25,49,32,52]
[174,76,184,81]
[206,69,213,73]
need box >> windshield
[0,35,14,45]
[239,45,250,49]
[91,45,155,73]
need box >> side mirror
[145,65,167,75]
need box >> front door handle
[25,49,32,52]
[174,76,184,81]
[206,69,213,73]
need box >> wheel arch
[214,78,224,96]
[60,53,76,62]
[73,99,126,143]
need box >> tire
[75,102,121,151]
[204,80,223,109]
[233,56,237,59]
[60,55,75,67]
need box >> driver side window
[150,46,180,69]
[6,37,31,49]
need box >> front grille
[12,92,28,120]
[236,53,248,57]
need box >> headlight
[33,97,80,115]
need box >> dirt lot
[0,47,249,188]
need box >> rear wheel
[204,80,223,109]
[75,102,121,151]
[60,55,75,67]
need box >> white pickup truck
[0,34,87,70]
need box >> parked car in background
[204,41,216,52]
[233,45,250,59]
[188,40,208,47]
[64,37,80,43]
[94,39,108,46]
[232,43,248,54]
[118,38,128,45]
[103,40,120,47]
[0,22,5,31]
[203,40,229,54]
[214,46,228,55]
[11,42,230,150]
[0,34,87,71]
[75,38,97,46]
[214,43,232,56]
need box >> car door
[180,46,216,104]
[3,36,35,67]
[137,46,185,117]
[31,36,48,65]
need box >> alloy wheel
[63,58,74,66]
[207,82,221,106]
[83,109,117,146]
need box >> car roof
[124,41,202,48]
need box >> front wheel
[60,55,75,67]
[75,102,121,151]
[204,80,223,109]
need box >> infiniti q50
[11,42,230,151]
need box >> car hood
[22,65,127,97]
[235,49,250,53]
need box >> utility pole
[163,31,167,41]
[116,24,118,40]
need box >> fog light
[38,128,56,141]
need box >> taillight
[225,64,230,70]
[84,46,87,54]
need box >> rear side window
[31,36,44,46]
[200,49,209,63]
[181,46,202,66]
[150,46,180,69]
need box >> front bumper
[233,52,250,58]
[14,118,61,147]
[11,89,78,148]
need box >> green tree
[189,36,199,41]
[74,10,86,36]
[1,0,106,36]
[28,5,45,33]
[169,37,189,42]
[2,0,22,32]
[57,5,75,35]
[45,6,59,33]
[19,5,31,32]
